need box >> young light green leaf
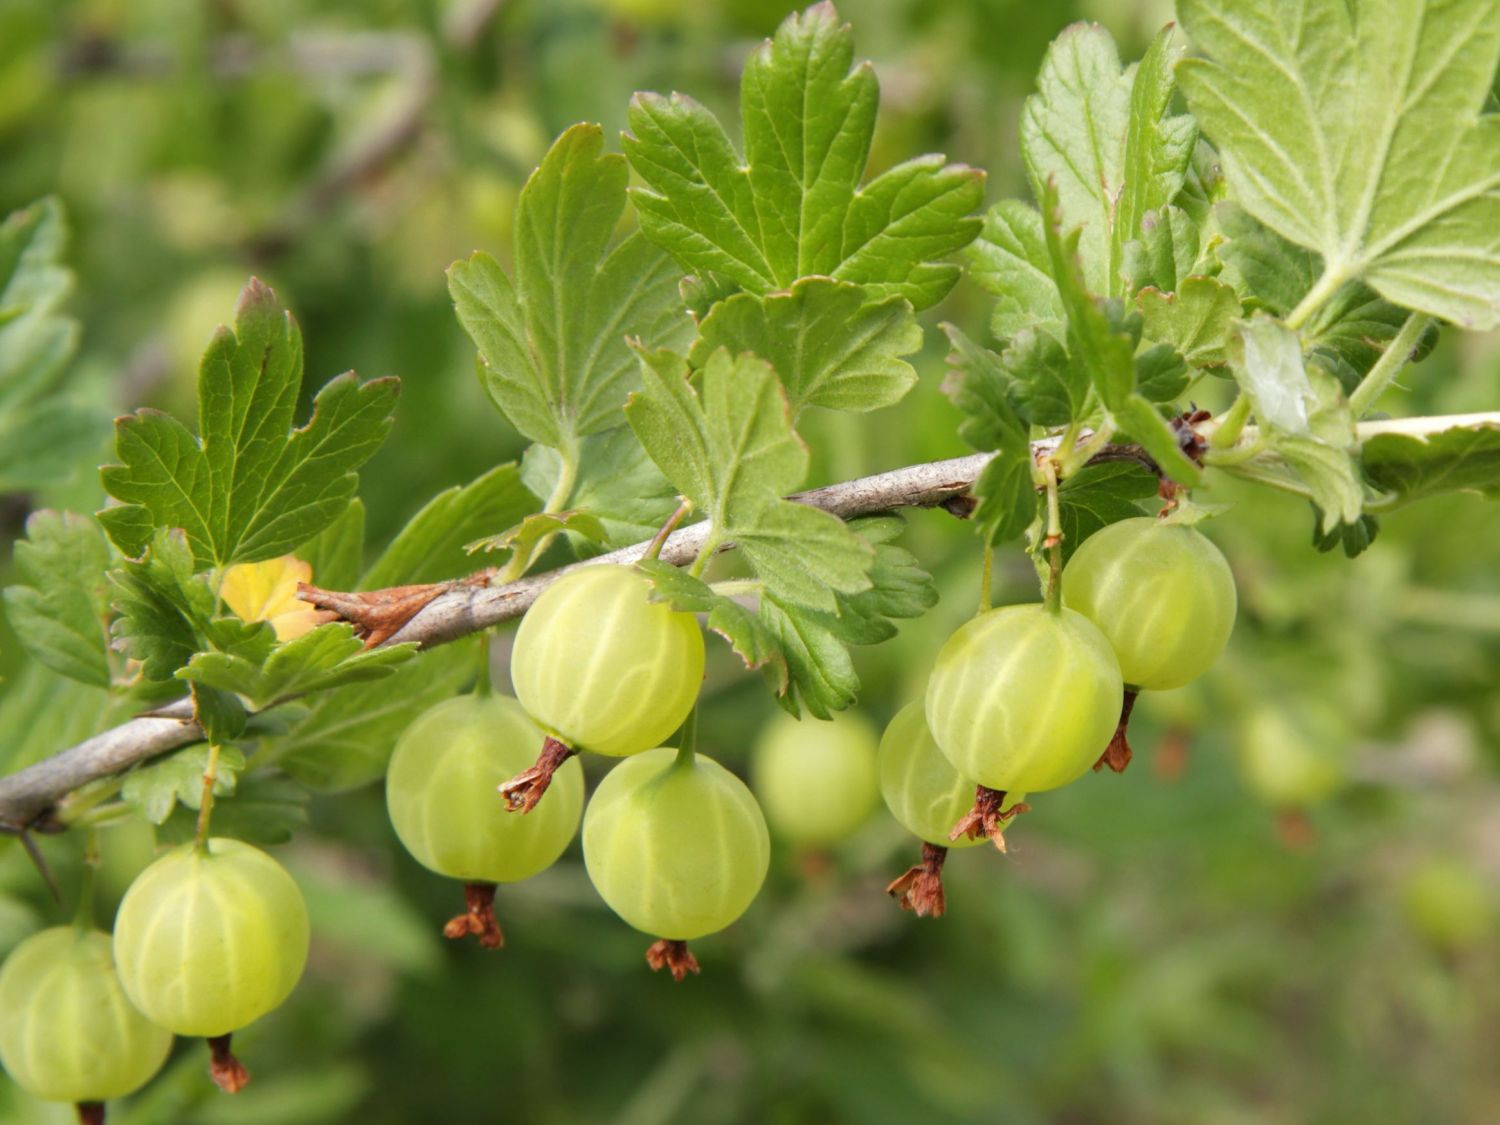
[108,530,219,681]
[122,743,247,826]
[1021,24,1132,295]
[1362,422,1500,505]
[0,199,105,494]
[157,773,309,847]
[940,325,1037,545]
[758,520,934,720]
[1134,344,1191,403]
[690,279,920,415]
[1110,27,1198,298]
[1041,181,1138,412]
[521,428,680,551]
[1229,315,1362,530]
[361,464,537,589]
[998,328,1083,428]
[448,124,690,450]
[466,509,606,560]
[1121,206,1204,296]
[1217,203,1439,391]
[100,279,398,568]
[964,199,1064,341]
[1178,0,1500,328]
[273,641,473,791]
[177,624,416,709]
[1137,277,1241,369]
[636,559,787,685]
[3,511,114,687]
[626,346,873,610]
[623,3,983,310]
[1057,460,1158,560]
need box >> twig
[4,413,1489,832]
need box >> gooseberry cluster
[0,517,1235,1118]
[382,514,1235,973]
[881,515,1237,913]
[0,835,310,1118]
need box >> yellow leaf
[220,556,320,641]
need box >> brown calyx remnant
[949,786,1030,852]
[498,736,577,814]
[1094,689,1140,774]
[297,571,493,648]
[886,842,950,917]
[76,1103,105,1125]
[208,1033,250,1093]
[645,939,700,982]
[442,882,505,949]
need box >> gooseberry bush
[2,0,1500,1117]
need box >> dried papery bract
[498,737,578,815]
[645,939,700,981]
[443,883,505,949]
[886,842,950,917]
[949,786,1030,852]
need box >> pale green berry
[751,710,879,846]
[113,839,309,1038]
[1063,517,1236,691]
[583,748,769,941]
[0,927,173,1103]
[511,566,705,757]
[926,604,1122,793]
[386,694,583,882]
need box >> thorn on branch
[949,786,1029,851]
[442,882,505,949]
[297,572,492,648]
[645,938,700,981]
[886,842,949,917]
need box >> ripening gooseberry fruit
[582,747,769,980]
[1062,517,1236,692]
[0,927,173,1106]
[878,702,1028,917]
[113,838,309,1092]
[1400,859,1495,953]
[926,604,1122,794]
[878,702,1027,850]
[386,694,584,946]
[751,710,879,846]
[1236,703,1346,809]
[512,566,704,758]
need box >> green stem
[497,450,581,584]
[1053,417,1085,469]
[194,743,222,855]
[978,541,994,615]
[709,579,762,599]
[72,828,98,933]
[473,633,493,698]
[687,531,722,579]
[642,500,692,562]
[1349,313,1431,417]
[1042,460,1063,613]
[673,706,698,769]
[1209,394,1252,450]
[1285,265,1350,331]
[1061,420,1117,478]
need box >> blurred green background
[3,0,1500,1121]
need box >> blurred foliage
[2,0,1500,1122]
